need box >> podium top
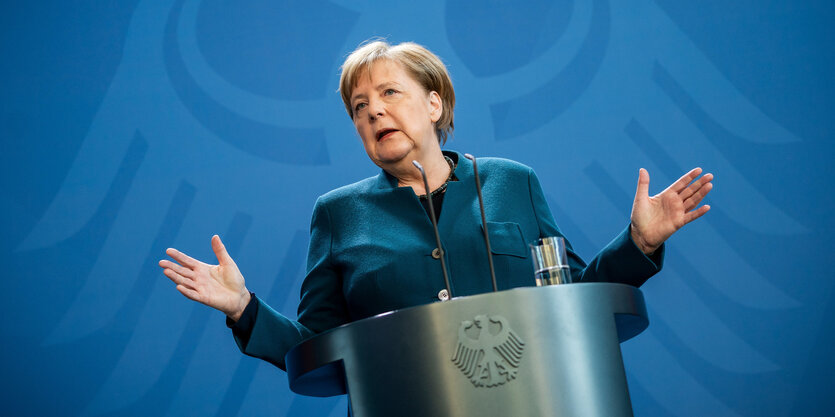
[286,283,647,398]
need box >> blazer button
[432,248,441,259]
[438,289,449,301]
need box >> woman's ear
[428,91,442,123]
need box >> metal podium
[285,283,648,417]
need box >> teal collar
[374,150,474,190]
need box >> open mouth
[376,128,398,141]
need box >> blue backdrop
[2,0,833,415]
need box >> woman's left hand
[630,167,713,254]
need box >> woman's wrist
[630,223,658,255]
[228,290,252,322]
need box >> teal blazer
[234,151,663,369]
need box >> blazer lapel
[437,151,475,232]
[369,150,478,235]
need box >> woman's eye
[355,102,367,111]
[384,89,396,96]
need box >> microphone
[412,160,453,300]
[464,154,498,292]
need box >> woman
[158,40,713,370]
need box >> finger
[176,284,202,302]
[679,173,714,201]
[670,167,703,193]
[211,235,234,266]
[683,204,711,225]
[163,268,197,289]
[158,259,195,278]
[166,248,200,268]
[634,168,650,203]
[683,182,713,211]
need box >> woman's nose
[367,99,385,119]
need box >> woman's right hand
[159,235,251,321]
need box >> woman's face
[350,59,442,169]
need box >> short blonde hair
[339,40,455,144]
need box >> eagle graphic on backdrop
[452,315,525,387]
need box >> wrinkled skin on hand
[159,235,251,321]
[630,167,714,254]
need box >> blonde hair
[339,40,455,144]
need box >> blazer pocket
[483,221,527,258]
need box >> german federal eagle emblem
[451,315,525,387]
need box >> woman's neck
[389,150,450,196]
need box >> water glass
[530,237,573,285]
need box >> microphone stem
[465,154,498,292]
[413,161,453,300]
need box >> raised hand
[630,168,713,254]
[159,235,251,321]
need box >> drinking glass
[530,237,573,285]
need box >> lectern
[286,283,648,416]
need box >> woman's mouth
[376,128,398,141]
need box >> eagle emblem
[451,315,525,387]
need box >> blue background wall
[2,0,833,415]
